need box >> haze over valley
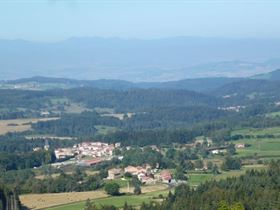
[1,37,280,81]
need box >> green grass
[64,103,91,114]
[232,138,280,158]
[45,190,169,210]
[94,107,114,114]
[95,125,118,135]
[230,126,280,159]
[187,164,267,187]
[188,173,213,186]
[265,111,280,118]
[104,179,129,188]
[232,127,280,136]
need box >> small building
[124,164,151,176]
[55,148,75,159]
[33,147,41,152]
[156,170,172,183]
[124,166,140,175]
[140,176,156,185]
[40,111,50,117]
[235,143,245,149]
[211,150,220,154]
[114,142,121,148]
[77,158,104,167]
[107,168,123,180]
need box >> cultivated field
[20,191,107,210]
[0,117,59,135]
[20,184,168,210]
[44,188,169,210]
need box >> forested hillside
[211,79,280,105]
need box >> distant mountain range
[1,37,280,81]
[1,69,280,92]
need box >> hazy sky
[0,0,279,41]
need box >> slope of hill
[137,77,244,92]
[251,69,280,80]
[210,79,280,105]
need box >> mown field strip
[20,184,168,210]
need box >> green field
[104,179,129,188]
[188,164,267,187]
[230,126,280,159]
[95,125,118,135]
[232,126,280,136]
[265,111,280,118]
[45,190,169,210]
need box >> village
[53,141,120,166]
[51,138,247,185]
[107,165,173,185]
[52,141,174,185]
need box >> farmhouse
[54,148,75,159]
[124,164,151,176]
[207,146,228,154]
[156,170,172,183]
[77,158,104,167]
[107,168,123,180]
[235,143,245,149]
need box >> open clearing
[233,138,280,158]
[232,126,280,136]
[101,113,134,120]
[20,184,168,210]
[188,164,267,187]
[230,127,280,159]
[94,125,118,135]
[0,117,59,135]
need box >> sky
[0,0,280,41]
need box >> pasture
[232,126,280,136]
[231,127,280,159]
[188,164,267,187]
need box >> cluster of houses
[218,106,246,112]
[107,164,172,185]
[54,141,120,160]
[209,143,246,155]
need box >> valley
[0,72,280,210]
